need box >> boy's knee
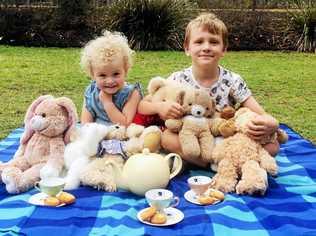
[264,141,280,157]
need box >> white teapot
[112,149,183,196]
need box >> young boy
[138,13,279,168]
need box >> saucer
[184,189,220,205]
[137,207,184,226]
[28,192,65,207]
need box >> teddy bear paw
[235,180,266,195]
[1,171,19,194]
[64,177,80,190]
[211,176,236,193]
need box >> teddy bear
[211,107,288,143]
[210,107,286,195]
[0,95,78,194]
[145,76,186,105]
[78,123,162,192]
[165,89,216,162]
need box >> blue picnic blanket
[0,124,315,236]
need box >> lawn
[0,46,315,143]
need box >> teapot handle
[165,153,183,179]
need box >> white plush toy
[63,123,110,190]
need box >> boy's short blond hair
[81,31,134,77]
[184,13,228,49]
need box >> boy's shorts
[133,113,165,130]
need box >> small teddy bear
[165,89,216,162]
[0,95,78,194]
[80,124,162,192]
[210,107,284,195]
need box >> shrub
[286,0,316,52]
[103,0,197,50]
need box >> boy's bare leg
[263,140,280,157]
[161,129,208,168]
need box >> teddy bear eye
[188,103,192,106]
[115,125,120,129]
[41,113,46,118]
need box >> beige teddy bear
[165,89,216,162]
[210,107,283,195]
[0,95,78,194]
[145,76,186,104]
[80,124,162,191]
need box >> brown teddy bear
[0,95,78,194]
[210,107,285,195]
[165,89,216,162]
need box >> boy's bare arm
[242,96,279,140]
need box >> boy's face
[185,27,226,68]
[92,57,127,95]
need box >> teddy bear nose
[197,111,201,115]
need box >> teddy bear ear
[20,95,54,144]
[147,76,166,95]
[55,97,78,144]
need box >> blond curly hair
[81,31,134,78]
[184,13,228,49]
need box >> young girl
[80,31,142,126]
[138,13,279,168]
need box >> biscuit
[198,196,218,205]
[140,207,157,222]
[150,212,167,224]
[206,189,225,201]
[57,192,76,204]
[44,196,61,206]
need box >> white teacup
[187,176,212,196]
[35,177,65,196]
[145,189,179,213]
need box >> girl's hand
[158,101,184,120]
[99,91,113,104]
[246,114,279,141]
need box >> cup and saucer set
[137,176,225,226]
[28,177,75,207]
[137,189,184,226]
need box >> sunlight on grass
[0,46,315,143]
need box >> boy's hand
[246,114,279,141]
[158,101,184,120]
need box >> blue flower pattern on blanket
[0,125,316,236]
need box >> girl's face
[92,57,127,95]
[185,26,226,68]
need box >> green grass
[0,46,315,143]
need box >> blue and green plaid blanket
[0,125,316,236]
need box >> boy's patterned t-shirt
[167,66,252,111]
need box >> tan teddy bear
[0,95,78,194]
[145,76,186,104]
[80,123,162,191]
[210,107,284,195]
[165,89,216,162]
